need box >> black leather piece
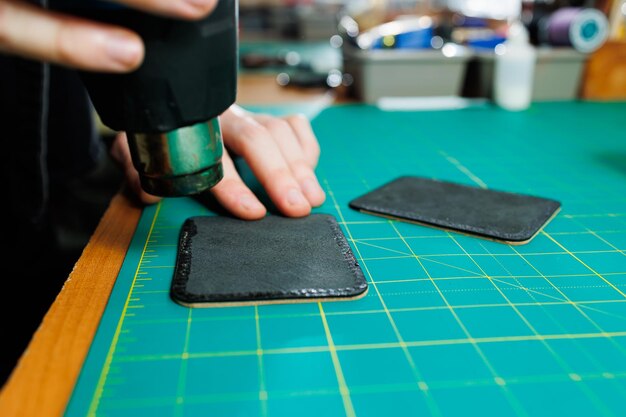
[171,214,368,305]
[349,176,561,243]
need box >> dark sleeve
[47,65,101,183]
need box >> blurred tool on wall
[239,0,348,40]
[238,38,348,89]
[338,11,473,103]
[238,1,347,89]
[237,0,620,102]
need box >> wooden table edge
[0,192,142,417]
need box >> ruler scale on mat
[66,103,626,417]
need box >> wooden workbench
[0,74,332,417]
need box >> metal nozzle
[127,118,224,197]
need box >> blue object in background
[371,27,434,50]
[467,36,507,50]
[457,16,489,28]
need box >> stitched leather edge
[170,215,368,304]
[349,177,561,242]
[170,217,198,303]
[354,203,560,241]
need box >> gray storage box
[296,6,343,40]
[463,47,588,101]
[343,44,473,103]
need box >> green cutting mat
[65,102,626,417]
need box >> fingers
[0,0,217,72]
[284,114,321,168]
[220,106,326,217]
[0,1,143,72]
[253,114,325,207]
[210,149,266,220]
[111,0,218,20]
[109,133,161,205]
[221,108,317,218]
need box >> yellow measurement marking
[255,306,268,417]
[174,309,193,417]
[326,179,443,417]
[409,250,623,257]
[87,202,162,417]
[587,230,626,258]
[352,240,411,256]
[373,272,626,284]
[570,373,583,382]
[388,221,529,417]
[359,255,414,262]
[551,229,626,236]
[564,213,626,219]
[353,235,450,242]
[82,371,626,408]
[450,234,613,416]
[318,303,356,417]
[494,377,507,386]
[141,265,176,269]
[489,277,566,304]
[339,220,388,225]
[543,232,626,299]
[418,255,487,277]
[113,331,626,364]
[441,153,488,189]
[511,245,626,360]
[117,298,626,328]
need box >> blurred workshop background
[236,0,625,104]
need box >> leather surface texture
[171,214,368,306]
[349,176,561,244]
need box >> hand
[0,0,217,72]
[110,104,326,219]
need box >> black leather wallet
[349,176,561,244]
[171,214,368,307]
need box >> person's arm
[0,0,326,218]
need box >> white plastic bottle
[493,21,537,111]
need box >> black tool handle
[58,0,238,134]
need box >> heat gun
[57,0,238,196]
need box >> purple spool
[548,8,580,46]
[546,7,609,53]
